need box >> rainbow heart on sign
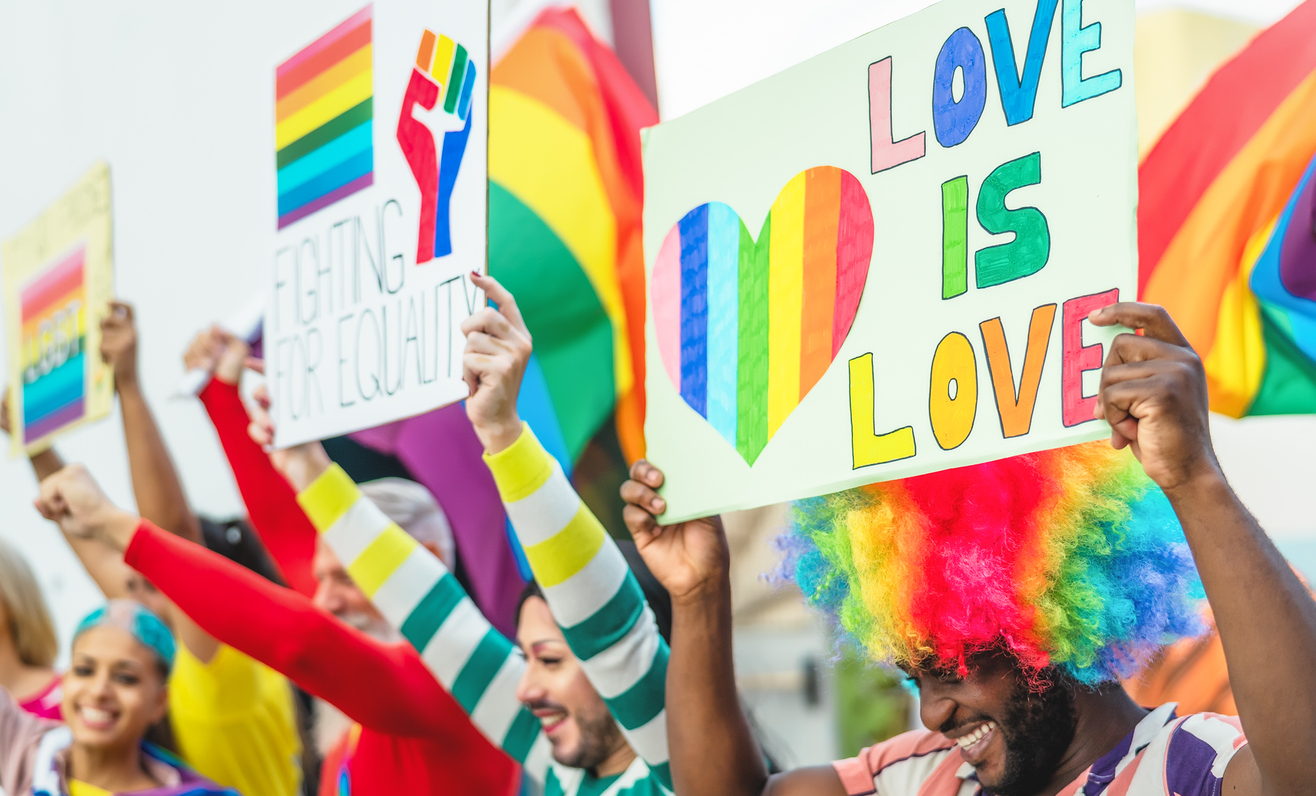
[652,166,874,465]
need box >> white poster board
[643,0,1135,521]
[268,1,488,447]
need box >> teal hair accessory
[74,600,176,674]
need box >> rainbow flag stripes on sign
[276,5,374,229]
[651,167,874,465]
[21,245,87,444]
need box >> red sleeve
[125,520,473,739]
[199,379,317,597]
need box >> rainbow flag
[276,5,374,230]
[489,8,657,465]
[1138,0,1316,416]
[21,245,88,443]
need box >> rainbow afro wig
[781,442,1205,686]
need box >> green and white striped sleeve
[297,465,553,783]
[484,425,672,790]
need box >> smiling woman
[0,600,238,796]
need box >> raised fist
[184,326,250,387]
[35,463,134,546]
[397,30,476,264]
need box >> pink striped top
[833,703,1247,796]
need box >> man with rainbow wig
[621,303,1316,796]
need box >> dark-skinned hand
[620,460,730,604]
[99,301,138,389]
[1089,301,1221,492]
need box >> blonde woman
[0,537,62,719]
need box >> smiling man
[248,272,675,795]
[619,302,1316,796]
[515,582,637,775]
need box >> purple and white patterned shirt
[833,703,1248,796]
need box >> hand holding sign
[620,460,730,604]
[1090,302,1221,492]
[246,373,333,491]
[461,272,531,454]
[99,302,138,390]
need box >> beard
[339,611,402,644]
[980,673,1078,796]
[547,700,627,772]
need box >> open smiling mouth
[537,711,568,734]
[77,705,119,731]
[954,721,997,761]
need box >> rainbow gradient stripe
[652,167,872,465]
[21,245,88,443]
[1139,0,1316,415]
[276,5,374,229]
[784,443,1204,685]
[489,8,658,467]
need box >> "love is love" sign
[642,0,1135,521]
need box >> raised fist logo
[397,31,475,264]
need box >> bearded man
[620,303,1316,796]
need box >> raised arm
[122,521,467,738]
[33,462,468,741]
[620,465,836,796]
[1,387,67,482]
[101,302,200,543]
[292,460,552,782]
[0,394,133,601]
[187,327,318,596]
[464,273,673,787]
[0,389,133,605]
[100,302,221,664]
[1091,303,1316,796]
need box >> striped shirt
[298,425,671,796]
[833,703,1247,796]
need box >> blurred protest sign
[4,162,115,456]
[268,1,489,447]
[643,0,1135,521]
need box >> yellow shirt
[68,782,111,796]
[168,643,302,796]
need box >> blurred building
[1133,10,1258,155]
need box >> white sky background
[650,0,1300,119]
[0,0,1311,654]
